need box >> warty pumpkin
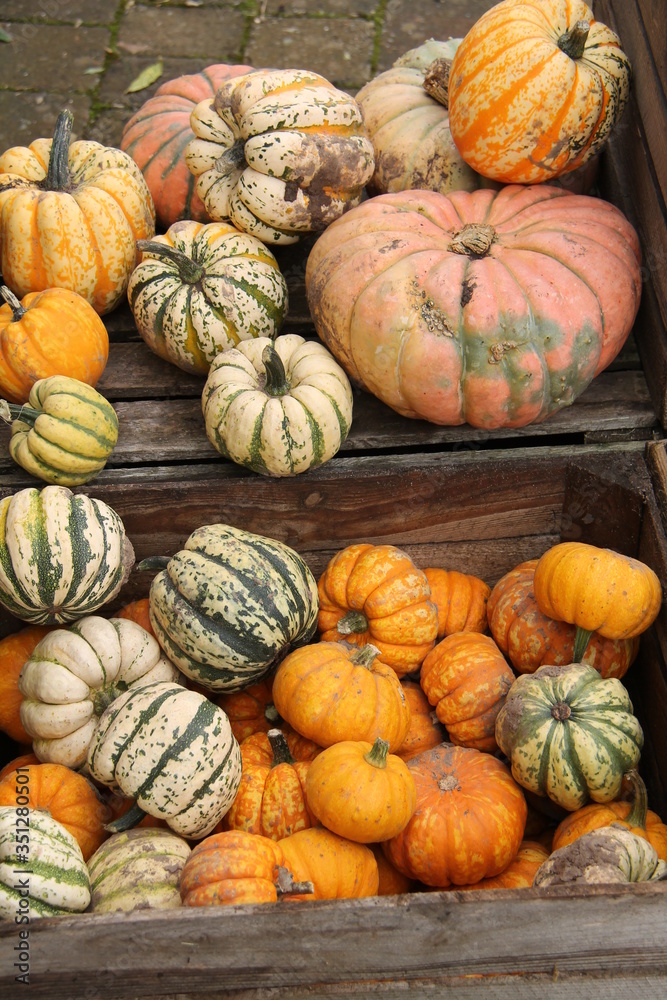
[279,827,379,900]
[0,285,109,405]
[127,220,288,376]
[185,68,375,245]
[423,566,490,638]
[0,625,53,744]
[0,110,155,314]
[88,828,191,913]
[305,185,642,430]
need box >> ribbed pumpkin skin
[533,542,662,640]
[443,840,550,891]
[423,567,490,638]
[4,375,118,486]
[396,679,444,762]
[305,186,641,430]
[279,827,379,900]
[0,485,135,625]
[383,743,527,887]
[128,220,288,376]
[202,334,353,476]
[0,112,155,314]
[487,559,639,677]
[420,633,515,752]
[215,675,280,743]
[0,625,53,743]
[88,828,191,912]
[180,830,286,906]
[185,69,375,245]
[0,287,109,405]
[147,524,319,693]
[447,0,631,184]
[495,662,644,810]
[0,805,91,919]
[120,64,252,229]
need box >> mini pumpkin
[279,827,379,900]
[215,675,283,743]
[443,840,550,892]
[88,828,191,913]
[423,566,490,638]
[395,679,445,762]
[534,825,667,887]
[0,625,53,743]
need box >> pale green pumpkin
[87,828,191,913]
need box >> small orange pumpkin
[0,625,54,743]
[395,680,445,762]
[444,840,550,891]
[279,827,379,900]
[371,844,417,895]
[0,753,40,781]
[216,674,285,743]
[423,567,490,638]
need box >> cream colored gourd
[87,828,191,912]
[533,825,667,887]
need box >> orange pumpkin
[0,625,53,743]
[487,559,639,677]
[383,743,527,887]
[371,844,416,895]
[272,641,411,751]
[423,567,490,638]
[0,762,111,860]
[444,841,550,891]
[114,598,155,637]
[395,680,445,762]
[420,633,515,752]
[0,286,109,404]
[317,543,438,675]
[0,753,39,781]
[216,674,285,743]
[279,827,379,900]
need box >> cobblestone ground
[0,0,497,153]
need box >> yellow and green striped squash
[495,661,644,811]
[88,828,191,913]
[202,333,353,476]
[0,485,135,625]
[141,523,319,692]
[87,680,242,838]
[127,220,289,376]
[0,806,91,920]
[1,375,119,486]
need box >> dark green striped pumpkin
[87,680,242,838]
[0,806,91,920]
[87,828,191,913]
[495,662,644,811]
[0,485,135,624]
[143,523,319,692]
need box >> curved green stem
[262,345,291,396]
[558,20,590,60]
[136,240,205,284]
[364,737,389,769]
[337,610,369,637]
[0,402,41,426]
[1,285,26,321]
[104,801,147,833]
[136,556,171,572]
[44,110,73,191]
[267,728,295,767]
[92,680,128,717]
[573,626,594,662]
[625,770,649,829]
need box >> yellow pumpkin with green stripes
[127,220,288,376]
[0,375,118,486]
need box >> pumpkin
[305,737,417,843]
[371,843,416,895]
[272,642,411,752]
[0,285,109,405]
[305,185,642,430]
[383,743,527,887]
[185,68,375,245]
[279,827,379,900]
[0,485,135,625]
[495,662,644,810]
[0,753,39,781]
[216,674,283,742]
[395,679,445,762]
[534,825,667,887]
[447,0,631,184]
[88,828,191,912]
[317,543,438,675]
[0,806,91,919]
[0,626,53,743]
[0,761,111,861]
[141,523,319,693]
[18,615,182,769]
[487,559,640,677]
[443,840,550,892]
[202,333,354,476]
[87,680,242,838]
[533,542,662,660]
[238,728,322,767]
[423,566,490,638]
[127,221,288,376]
[552,770,667,861]
[0,375,118,486]
[0,111,155,314]
[115,598,154,637]
[420,632,515,752]
[120,63,253,229]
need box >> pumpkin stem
[364,736,390,769]
[44,110,73,191]
[573,626,594,662]
[265,703,281,725]
[104,801,147,833]
[214,139,247,177]
[348,643,380,669]
[274,865,314,898]
[337,610,369,637]
[0,285,26,321]
[551,701,572,722]
[0,401,41,425]
[262,345,291,396]
[92,680,129,717]
[136,240,206,284]
[136,556,172,572]
[625,769,649,830]
[448,224,496,257]
[558,20,591,60]
[267,728,295,767]
[422,58,451,108]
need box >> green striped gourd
[127,220,288,376]
[18,615,182,769]
[185,68,375,245]
[87,680,242,837]
[0,485,135,624]
[495,662,644,811]
[0,375,118,486]
[202,333,353,476]
[534,825,667,887]
[87,828,191,913]
[0,806,91,920]
[142,523,319,691]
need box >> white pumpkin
[87,828,191,913]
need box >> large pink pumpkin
[305,186,642,430]
[121,64,252,230]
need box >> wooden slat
[636,0,667,91]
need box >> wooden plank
[636,0,667,90]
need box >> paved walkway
[1,0,496,153]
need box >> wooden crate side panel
[636,0,667,89]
